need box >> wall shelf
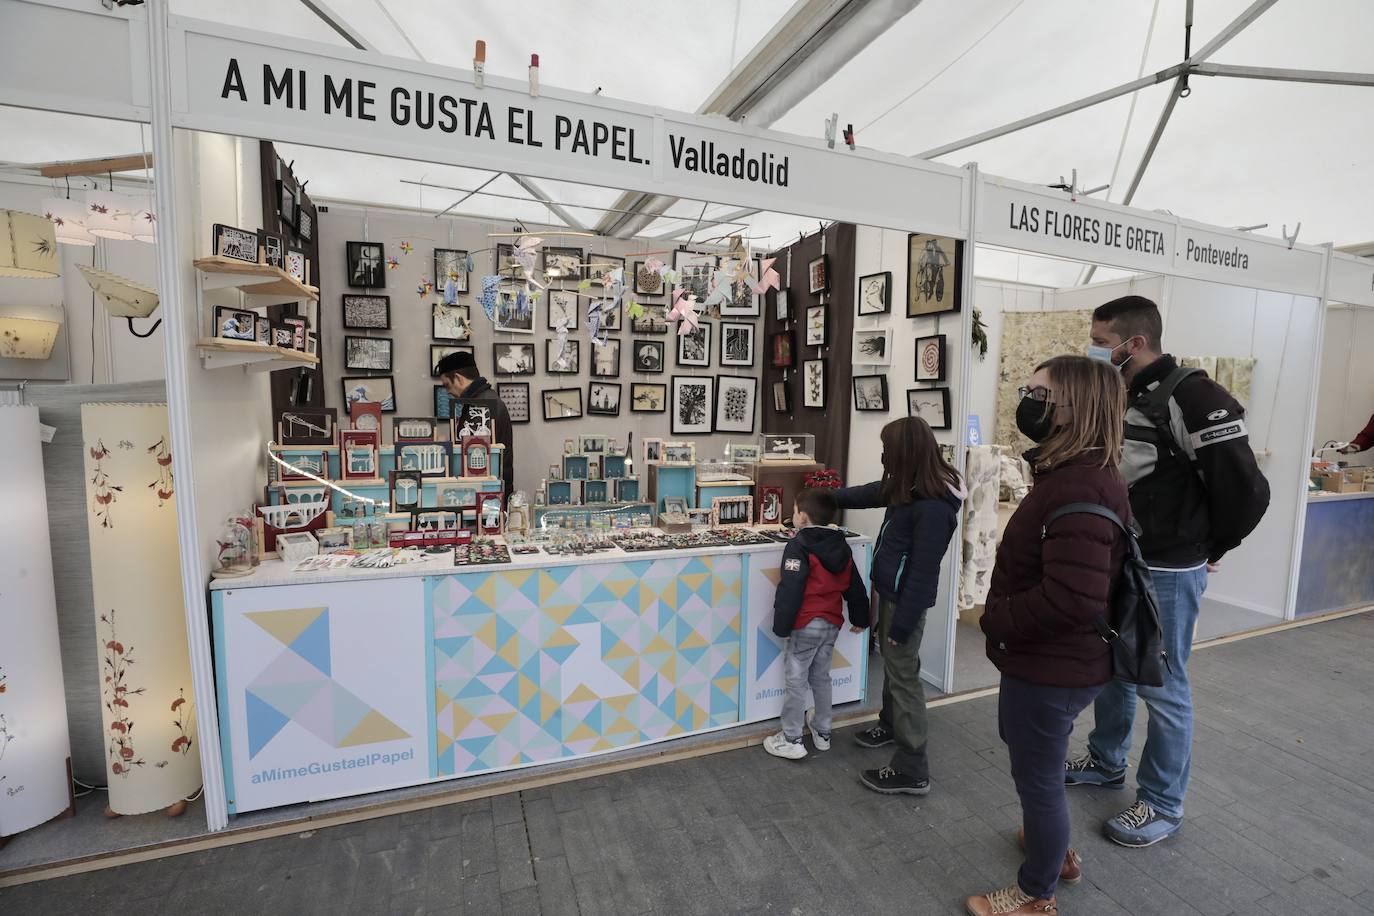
[196,337,320,372]
[193,257,319,301]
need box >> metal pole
[507,174,590,231]
[1192,62,1374,87]
[145,0,230,831]
[1189,0,1279,63]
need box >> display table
[209,535,871,813]
[1295,491,1374,617]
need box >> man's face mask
[1087,337,1136,371]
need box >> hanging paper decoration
[416,275,435,297]
[512,236,545,288]
[701,266,734,309]
[644,257,665,275]
[667,287,701,335]
[477,275,502,321]
[752,257,781,294]
[398,241,413,255]
[464,254,476,273]
[443,277,460,305]
[550,315,574,369]
[587,298,611,348]
[386,256,400,270]
[626,298,645,322]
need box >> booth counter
[1296,491,1374,618]
[209,536,870,814]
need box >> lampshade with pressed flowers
[77,264,159,318]
[129,193,157,244]
[85,190,137,241]
[42,197,96,247]
[0,305,64,360]
[0,209,60,278]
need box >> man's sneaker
[1064,751,1126,789]
[1016,827,1082,885]
[804,710,831,750]
[854,723,894,748]
[1103,800,1182,848]
[763,731,807,761]
[859,766,930,795]
[965,884,1057,915]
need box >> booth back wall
[1315,305,1374,465]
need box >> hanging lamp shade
[0,209,60,278]
[85,190,137,240]
[0,305,64,359]
[41,197,97,247]
[129,193,157,244]
[77,264,160,318]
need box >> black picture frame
[283,247,307,283]
[212,222,259,263]
[632,339,665,374]
[497,382,531,424]
[494,243,521,278]
[430,344,474,378]
[389,469,424,512]
[907,386,952,429]
[542,387,584,421]
[346,240,386,289]
[906,234,963,317]
[542,246,584,282]
[259,231,284,269]
[857,271,892,315]
[802,358,827,409]
[344,335,393,372]
[676,321,711,367]
[771,380,791,414]
[585,253,625,282]
[852,374,889,412]
[808,255,829,294]
[915,334,948,382]
[714,374,758,434]
[434,248,469,294]
[545,288,579,331]
[588,382,622,417]
[342,375,397,413]
[212,305,257,341]
[804,305,827,347]
[295,204,314,243]
[276,407,338,446]
[272,325,295,349]
[632,260,665,297]
[492,342,537,376]
[546,338,580,374]
[342,294,391,330]
[276,179,297,230]
[671,375,715,435]
[630,382,667,413]
[631,304,669,335]
[432,301,471,342]
[770,331,794,369]
[673,249,717,303]
[590,338,621,378]
[719,322,755,367]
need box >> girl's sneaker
[763,731,807,760]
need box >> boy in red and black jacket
[764,489,871,761]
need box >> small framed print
[673,249,716,303]
[720,322,755,368]
[804,306,827,347]
[259,231,284,269]
[347,241,385,288]
[907,234,963,317]
[342,375,396,413]
[564,454,590,480]
[633,260,664,297]
[435,482,479,509]
[588,382,621,417]
[433,385,458,420]
[808,255,828,294]
[591,338,621,378]
[857,271,892,316]
[394,416,439,443]
[306,332,318,356]
[802,358,827,409]
[431,344,473,378]
[915,334,947,382]
[348,400,382,434]
[671,375,714,436]
[852,374,889,412]
[277,408,338,446]
[583,479,609,505]
[397,441,451,477]
[276,448,328,482]
[715,375,757,434]
[547,480,573,505]
[907,386,952,429]
[434,248,468,293]
[676,322,711,367]
[295,205,314,243]
[432,301,471,341]
[542,246,583,281]
[284,248,307,283]
[282,317,307,351]
[345,335,393,372]
[774,288,789,324]
[476,492,504,535]
[272,325,295,349]
[493,342,536,376]
[661,442,696,466]
[546,288,579,331]
[494,243,521,278]
[632,339,665,374]
[585,252,625,283]
[757,486,785,526]
[213,305,257,341]
[720,259,762,318]
[663,496,690,517]
[255,316,270,345]
[642,437,663,464]
[212,223,259,263]
[317,526,354,553]
[771,332,794,369]
[771,380,791,414]
[711,495,753,526]
[852,327,892,366]
[462,436,492,478]
[389,470,423,512]
[631,305,668,335]
[542,387,583,421]
[547,337,580,374]
[493,285,535,334]
[497,382,531,424]
[340,430,379,480]
[343,295,390,330]
[597,299,622,331]
[277,179,297,230]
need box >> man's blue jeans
[1086,565,1208,819]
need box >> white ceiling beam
[1193,62,1374,87]
[297,0,376,52]
[1188,0,1278,63]
[506,174,589,231]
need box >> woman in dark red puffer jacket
[966,355,1130,916]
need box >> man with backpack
[1066,295,1270,848]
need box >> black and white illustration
[632,305,669,335]
[720,322,755,367]
[857,271,892,315]
[673,250,716,303]
[345,335,393,371]
[343,295,391,330]
[852,374,889,411]
[720,259,761,317]
[347,241,385,288]
[496,382,531,424]
[543,247,583,281]
[676,322,711,367]
[591,338,621,378]
[431,344,473,377]
[547,337,580,374]
[633,261,664,297]
[546,289,579,330]
[588,382,621,416]
[284,248,306,283]
[671,375,714,435]
[805,306,827,347]
[585,253,625,283]
[214,306,257,341]
[494,286,535,334]
[772,380,791,414]
[774,289,790,324]
[633,339,664,373]
[493,342,536,376]
[213,223,259,263]
[631,383,667,413]
[260,231,284,269]
[434,248,468,293]
[714,375,757,434]
[907,386,952,429]
[803,358,827,409]
[852,328,892,366]
[494,243,522,278]
[432,301,471,341]
[542,388,583,421]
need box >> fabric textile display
[998,453,1031,503]
[80,403,201,814]
[0,406,74,837]
[959,445,1001,610]
[1181,356,1255,405]
[995,310,1094,454]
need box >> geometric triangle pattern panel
[430,556,742,777]
[244,607,410,759]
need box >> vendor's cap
[435,350,478,375]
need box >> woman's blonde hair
[1031,354,1126,470]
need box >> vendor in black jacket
[436,350,515,497]
[834,417,962,796]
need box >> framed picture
[272,325,295,349]
[493,342,536,375]
[907,386,952,429]
[770,332,794,369]
[397,441,452,477]
[434,248,468,293]
[633,260,664,297]
[212,223,258,263]
[276,448,328,482]
[771,380,791,414]
[720,260,761,318]
[676,322,711,367]
[213,305,257,341]
[542,246,583,281]
[433,385,458,419]
[907,234,963,317]
[597,299,622,331]
[591,338,621,378]
[857,271,892,315]
[757,486,785,526]
[255,316,270,345]
[345,335,393,371]
[431,344,473,377]
[497,382,531,424]
[805,306,827,347]
[284,248,307,283]
[661,443,696,466]
[296,205,314,243]
[774,289,789,324]
[395,416,438,444]
[546,288,579,330]
[577,435,606,455]
[342,294,390,330]
[546,337,580,374]
[630,382,667,413]
[852,327,892,366]
[642,438,663,463]
[588,382,622,416]
[719,322,755,367]
[711,495,754,526]
[728,443,761,462]
[276,179,296,230]
[347,241,386,288]
[542,387,583,421]
[339,430,379,480]
[342,375,396,413]
[306,332,318,356]
[282,317,307,351]
[349,400,383,434]
[715,375,758,434]
[802,359,826,409]
[277,408,338,446]
[432,301,471,341]
[460,436,492,478]
[585,253,625,283]
[493,285,535,334]
[435,482,479,509]
[631,305,668,335]
[673,250,716,304]
[632,339,664,373]
[808,255,828,294]
[671,375,714,435]
[389,470,423,512]
[259,231,284,269]
[853,374,889,412]
[915,334,947,382]
[477,492,504,534]
[494,243,521,278]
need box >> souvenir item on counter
[274,448,328,482]
[348,400,383,435]
[710,526,774,546]
[614,477,640,502]
[506,492,531,538]
[547,480,573,505]
[394,416,439,443]
[761,433,816,461]
[476,492,504,535]
[757,486,785,526]
[660,441,696,466]
[578,435,607,455]
[340,429,380,480]
[397,440,452,477]
[642,437,663,464]
[510,543,542,555]
[710,495,754,526]
[584,480,609,504]
[389,470,423,512]
[276,408,337,446]
[452,538,512,566]
[212,514,258,578]
[316,526,354,553]
[462,435,491,477]
[277,531,320,565]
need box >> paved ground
[4,612,1372,915]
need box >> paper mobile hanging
[443,277,460,304]
[701,266,734,308]
[550,315,573,369]
[626,298,645,321]
[512,236,545,288]
[752,257,781,294]
[587,298,611,347]
[416,276,434,297]
[668,287,700,334]
[386,256,400,270]
[398,241,413,254]
[477,275,502,321]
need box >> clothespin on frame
[842,124,856,150]
[1282,222,1301,250]
[473,40,487,89]
[824,113,838,149]
[528,53,540,97]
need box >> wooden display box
[1314,467,1366,493]
[751,460,823,525]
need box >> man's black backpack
[1043,503,1170,687]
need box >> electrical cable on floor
[184,787,204,803]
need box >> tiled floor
[3,611,1371,914]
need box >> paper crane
[668,287,701,335]
[549,315,574,369]
[443,276,461,305]
[587,298,612,347]
[752,257,781,295]
[477,275,502,321]
[701,266,735,309]
[512,235,545,287]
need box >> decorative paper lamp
[77,265,160,318]
[0,209,59,278]
[84,190,137,241]
[0,406,75,839]
[0,305,64,360]
[41,197,96,247]
[130,194,157,244]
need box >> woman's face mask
[1015,393,1057,443]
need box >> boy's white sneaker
[805,710,831,751]
[764,731,807,760]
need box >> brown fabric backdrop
[761,222,856,478]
